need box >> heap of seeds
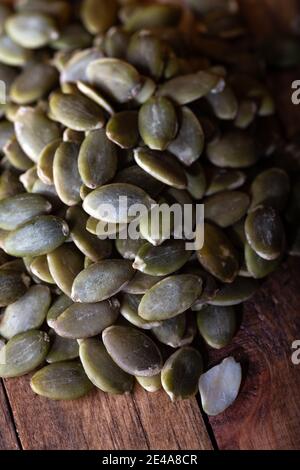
[0,0,298,415]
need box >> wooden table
[1,0,300,450]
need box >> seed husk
[244,242,280,279]
[102,325,163,376]
[208,277,258,306]
[138,274,202,321]
[4,137,33,171]
[245,206,284,260]
[134,148,187,190]
[250,168,290,212]
[30,361,93,400]
[52,299,119,339]
[205,168,246,196]
[79,338,134,394]
[83,183,154,223]
[49,92,105,132]
[122,271,164,295]
[138,97,178,151]
[161,347,203,401]
[106,111,139,149]
[6,12,59,49]
[199,356,242,416]
[30,255,55,284]
[197,305,236,349]
[78,129,118,189]
[204,190,250,228]
[87,58,142,103]
[14,107,60,163]
[0,34,32,66]
[151,313,186,348]
[47,293,73,328]
[0,193,51,230]
[0,269,30,307]
[47,244,84,297]
[120,293,160,330]
[46,330,79,364]
[207,130,258,168]
[10,63,58,105]
[136,373,161,392]
[0,285,51,339]
[66,206,112,262]
[71,259,135,303]
[133,240,191,276]
[197,223,239,283]
[3,215,69,257]
[81,0,118,35]
[0,330,50,378]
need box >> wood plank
[0,381,19,450]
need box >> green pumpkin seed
[115,236,146,260]
[134,148,187,190]
[0,193,51,230]
[184,162,207,200]
[0,34,32,66]
[104,26,130,59]
[209,277,258,306]
[123,4,181,32]
[235,100,257,129]
[244,242,280,279]
[79,338,134,394]
[158,71,224,105]
[120,293,160,330]
[206,86,238,120]
[250,168,290,212]
[4,137,33,171]
[53,298,119,339]
[6,12,59,49]
[0,168,23,201]
[167,107,204,166]
[0,120,14,151]
[136,373,161,392]
[204,190,250,228]
[37,139,60,185]
[87,58,142,103]
[151,313,186,348]
[71,259,135,303]
[133,240,191,276]
[49,92,105,131]
[197,305,236,349]
[0,269,30,307]
[138,97,178,151]
[14,107,60,163]
[127,31,166,80]
[53,142,82,206]
[161,347,203,401]
[138,274,202,321]
[114,165,164,198]
[206,168,246,196]
[0,285,51,340]
[66,206,112,261]
[46,330,79,363]
[47,293,73,328]
[19,166,38,192]
[30,255,55,284]
[50,23,92,51]
[0,4,10,34]
[134,76,156,104]
[76,80,115,115]
[83,183,154,223]
[197,223,239,283]
[4,215,69,257]
[0,63,18,95]
[81,0,118,34]
[60,48,104,84]
[122,271,164,295]
[78,129,118,189]
[245,206,284,260]
[47,244,84,297]
[106,111,139,149]
[30,361,93,400]
[0,330,50,378]
[102,325,163,376]
[10,63,58,105]
[207,130,258,168]
[199,356,242,416]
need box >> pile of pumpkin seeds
[0,0,298,415]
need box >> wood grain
[0,381,19,450]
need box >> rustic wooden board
[0,382,19,450]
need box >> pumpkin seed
[209,277,258,306]
[197,223,239,283]
[151,313,186,348]
[244,242,280,279]
[104,26,130,59]
[102,325,163,376]
[120,293,160,330]
[52,299,119,339]
[0,5,10,35]
[0,330,50,378]
[0,269,30,307]
[115,236,146,260]
[106,111,139,149]
[250,168,290,212]
[46,330,79,363]
[0,34,32,66]
[30,361,93,400]
[71,259,135,303]
[96,219,128,239]
[49,92,105,131]
[78,129,118,189]
[60,48,104,84]
[0,120,14,151]
[4,137,33,171]
[127,31,166,80]
[10,63,58,105]
[6,12,59,49]
[122,271,164,295]
[50,23,92,51]
[52,142,82,206]
[235,100,257,129]
[47,293,73,328]
[206,168,246,196]
[197,305,236,349]
[37,139,60,185]
[199,356,242,416]
[0,168,23,201]
[114,165,164,198]
[47,244,84,297]
[245,206,284,260]
[136,373,161,392]
[3,215,69,257]
[207,130,258,168]
[161,347,203,401]
[76,80,115,115]
[204,190,250,228]
[0,285,51,339]
[138,274,202,321]
[30,255,55,284]
[206,86,238,120]
[134,76,156,104]
[0,193,51,230]
[81,0,118,35]
[123,4,181,32]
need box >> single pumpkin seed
[79,338,134,394]
[205,168,246,196]
[161,347,203,401]
[120,293,160,330]
[0,330,50,378]
[151,313,186,348]
[114,165,164,198]
[0,285,51,339]
[102,325,163,376]
[235,99,257,129]
[206,85,238,120]
[37,139,61,185]
[60,47,104,84]
[0,120,14,151]
[81,0,118,35]
[127,31,166,80]
[10,63,58,105]
[46,330,79,363]
[30,361,93,400]
[47,243,84,297]
[3,137,33,171]
[207,130,258,168]
[244,242,280,279]
[71,259,135,303]
[30,255,55,284]
[208,277,258,306]
[199,356,242,416]
[204,190,250,228]
[50,23,92,51]
[53,141,82,206]
[122,271,164,295]
[0,169,23,201]
[134,76,156,104]
[138,274,202,321]
[3,215,69,257]
[0,269,30,307]
[104,26,130,59]
[123,4,181,32]
[115,236,146,260]
[0,34,32,66]
[197,305,236,349]
[250,168,290,212]
[76,80,115,115]
[6,12,59,49]
[106,111,139,149]
[136,373,161,392]
[0,193,51,230]
[46,293,73,328]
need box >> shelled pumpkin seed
[0,0,296,415]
